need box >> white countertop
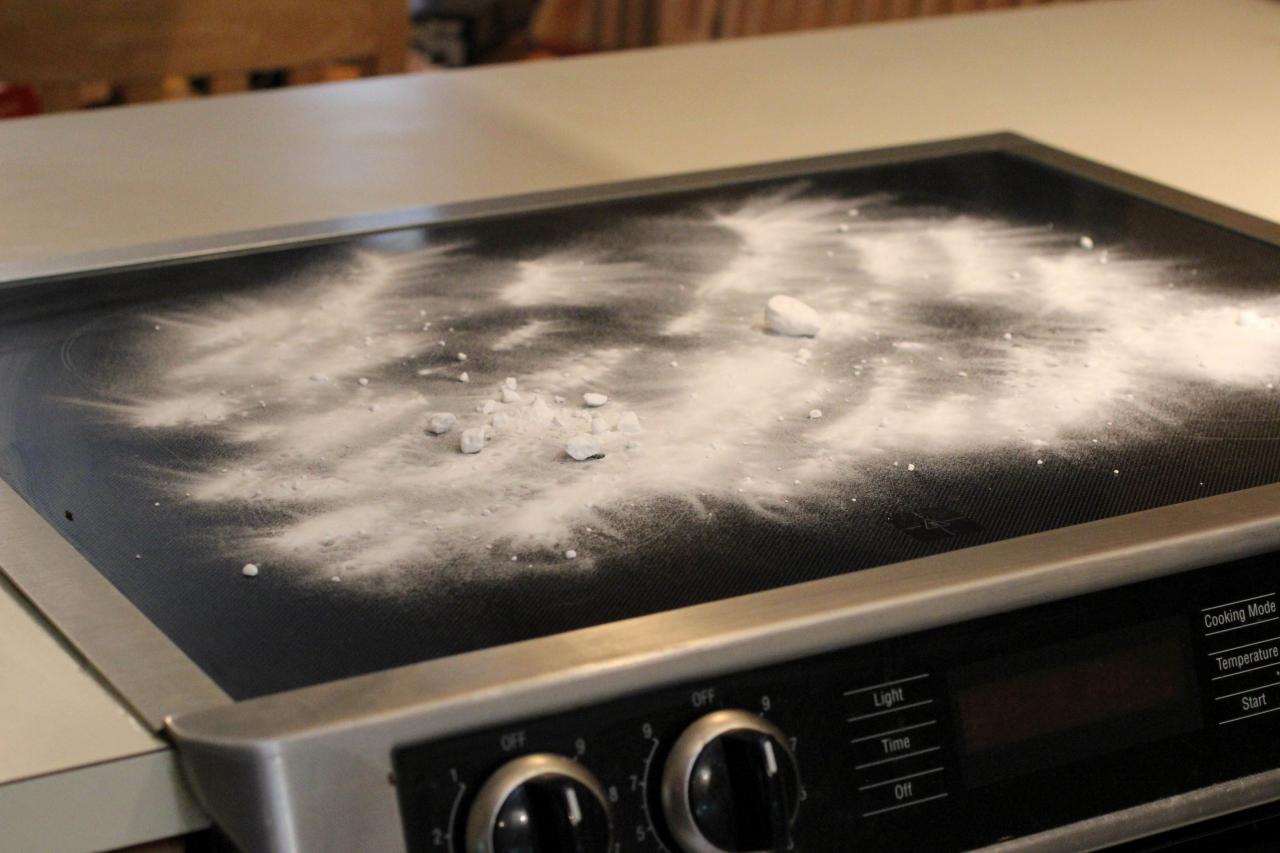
[2,0,1278,848]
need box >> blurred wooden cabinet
[0,0,407,112]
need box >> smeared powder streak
[501,255,653,306]
[491,319,558,351]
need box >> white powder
[1079,235,1095,250]
[242,563,259,577]
[765,295,821,337]
[460,427,487,454]
[110,195,1280,585]
[501,387,522,404]
[566,434,603,461]
[565,549,577,559]
[617,411,642,434]
[426,413,457,435]
[583,392,608,408]
[809,409,823,419]
[458,371,470,383]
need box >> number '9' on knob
[465,754,612,853]
[662,710,801,853]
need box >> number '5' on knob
[662,710,801,853]
[465,754,612,853]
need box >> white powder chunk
[1078,235,1095,250]
[501,387,522,404]
[357,377,369,386]
[765,295,821,337]
[809,409,823,419]
[458,371,470,383]
[583,392,608,408]
[426,412,457,435]
[503,377,518,391]
[617,411,642,434]
[590,415,609,435]
[565,549,577,559]
[456,352,467,362]
[460,427,488,454]
[566,433,604,461]
[480,400,498,414]
[242,563,259,577]
[1002,332,1013,341]
[906,463,916,471]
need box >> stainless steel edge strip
[981,767,1280,852]
[0,132,1020,289]
[166,484,1280,852]
[0,478,230,730]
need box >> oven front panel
[394,550,1280,852]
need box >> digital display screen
[950,617,1202,787]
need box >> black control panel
[393,551,1280,852]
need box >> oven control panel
[392,551,1280,852]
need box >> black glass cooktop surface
[3,146,1280,700]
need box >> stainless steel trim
[168,482,1280,852]
[0,477,229,730]
[980,767,1280,852]
[463,754,611,853]
[0,133,1020,290]
[660,710,796,853]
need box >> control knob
[465,754,612,853]
[661,710,801,853]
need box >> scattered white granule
[1002,332,1013,341]
[309,374,329,382]
[458,371,470,383]
[583,392,608,407]
[1036,459,1044,466]
[503,377,518,391]
[906,463,916,472]
[500,387,522,404]
[617,411,642,434]
[837,223,850,233]
[492,411,517,432]
[1113,469,1121,475]
[242,563,259,577]
[153,324,162,331]
[480,400,498,414]
[1078,235,1094,250]
[460,427,488,454]
[457,352,467,362]
[357,378,369,386]
[670,360,679,368]
[426,413,457,435]
[765,295,821,337]
[565,549,577,559]
[590,415,609,435]
[566,433,603,461]
[847,208,860,217]
[809,409,823,419]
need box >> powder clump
[426,413,457,435]
[566,433,604,461]
[460,427,488,454]
[765,295,821,337]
